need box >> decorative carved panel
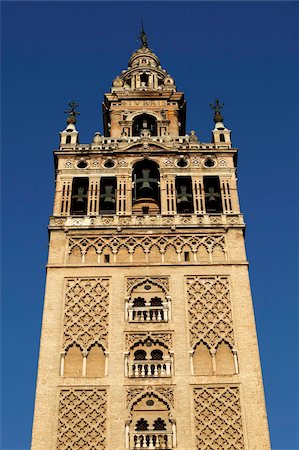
[63,278,109,351]
[187,276,234,349]
[126,386,174,409]
[57,388,107,450]
[125,332,172,350]
[68,234,226,263]
[127,277,169,294]
[193,386,244,449]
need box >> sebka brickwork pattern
[194,386,244,449]
[56,388,107,450]
[187,276,234,350]
[63,278,109,351]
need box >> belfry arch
[132,159,160,214]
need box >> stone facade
[31,40,271,449]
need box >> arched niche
[215,341,235,374]
[86,344,105,377]
[132,113,157,136]
[193,342,213,375]
[64,344,82,377]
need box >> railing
[128,360,171,377]
[128,306,168,322]
[130,431,173,449]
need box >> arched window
[134,350,147,361]
[132,114,157,136]
[66,135,72,144]
[153,418,167,430]
[204,176,222,213]
[71,178,89,215]
[135,418,149,431]
[150,297,163,307]
[151,349,163,361]
[132,160,160,212]
[133,297,146,307]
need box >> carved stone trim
[125,332,172,350]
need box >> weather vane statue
[210,99,224,123]
[65,100,80,125]
[139,21,148,48]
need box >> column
[88,176,100,215]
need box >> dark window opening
[132,114,157,136]
[134,350,147,361]
[204,158,215,168]
[204,176,222,213]
[153,418,167,431]
[177,157,188,168]
[104,254,110,263]
[135,418,149,431]
[184,252,190,262]
[71,178,88,215]
[140,73,149,86]
[151,350,163,361]
[104,159,115,168]
[176,177,194,213]
[66,135,72,144]
[100,177,116,214]
[220,133,225,142]
[133,297,146,307]
[77,160,88,169]
[150,297,163,307]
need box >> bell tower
[31,31,271,450]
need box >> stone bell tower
[31,31,271,450]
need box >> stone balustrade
[128,360,171,378]
[128,306,168,322]
[130,431,173,449]
[50,213,244,229]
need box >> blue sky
[1,2,298,449]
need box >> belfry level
[31,35,270,450]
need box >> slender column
[82,350,88,377]
[125,422,130,449]
[88,177,100,215]
[171,421,177,448]
[59,351,66,377]
[232,348,239,374]
[124,352,129,377]
[189,350,194,375]
[104,351,109,376]
[210,349,216,374]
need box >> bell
[75,186,86,203]
[205,186,220,203]
[137,169,157,190]
[177,185,192,203]
[101,185,115,204]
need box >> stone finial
[65,101,80,125]
[210,99,224,124]
[92,132,102,144]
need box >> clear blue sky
[1,2,298,449]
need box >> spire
[139,21,148,48]
[65,101,80,125]
[210,99,224,124]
